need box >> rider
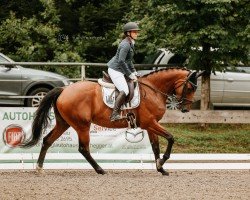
[107,22,140,121]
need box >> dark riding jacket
[107,37,136,77]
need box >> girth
[102,71,136,103]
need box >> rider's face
[130,31,139,39]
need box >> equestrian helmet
[123,22,140,32]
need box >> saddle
[100,71,136,103]
[98,71,141,129]
[98,71,140,110]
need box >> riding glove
[132,71,138,76]
[129,73,138,81]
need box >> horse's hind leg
[77,124,106,175]
[36,119,69,172]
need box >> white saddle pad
[101,82,140,110]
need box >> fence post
[81,65,86,80]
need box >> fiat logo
[3,125,25,147]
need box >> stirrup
[110,116,123,122]
[110,110,125,121]
[110,113,123,122]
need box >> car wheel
[26,88,50,107]
[166,95,179,110]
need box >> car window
[0,55,9,63]
[142,50,162,64]
[168,54,187,65]
[226,67,250,74]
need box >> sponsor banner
[0,108,151,154]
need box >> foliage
[0,0,249,80]
[126,0,249,110]
[0,0,44,20]
[130,0,249,70]
[0,1,81,77]
[0,0,131,78]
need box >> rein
[138,80,171,97]
[137,79,191,98]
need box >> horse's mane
[140,66,191,78]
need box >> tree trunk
[200,74,211,111]
[200,73,211,128]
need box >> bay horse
[20,67,204,176]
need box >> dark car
[0,53,71,107]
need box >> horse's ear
[196,70,206,78]
[187,71,197,85]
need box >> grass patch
[159,124,250,153]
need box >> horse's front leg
[147,120,174,175]
[148,133,169,176]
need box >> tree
[0,0,44,20]
[75,0,132,77]
[0,0,81,77]
[129,0,249,110]
[0,0,132,78]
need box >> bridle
[172,71,198,108]
[138,71,198,111]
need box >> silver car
[139,48,250,109]
[0,53,71,107]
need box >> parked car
[0,53,72,107]
[139,48,250,109]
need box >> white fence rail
[0,153,249,170]
[161,110,250,124]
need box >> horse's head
[173,70,205,113]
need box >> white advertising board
[0,107,151,154]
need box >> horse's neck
[142,70,187,94]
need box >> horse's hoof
[36,165,44,174]
[157,167,169,176]
[96,168,107,175]
[156,158,164,170]
[161,169,169,176]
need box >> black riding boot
[110,91,126,121]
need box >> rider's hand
[129,73,138,81]
[133,71,138,76]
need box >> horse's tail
[20,87,63,148]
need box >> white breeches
[108,68,129,96]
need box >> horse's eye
[187,88,193,93]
